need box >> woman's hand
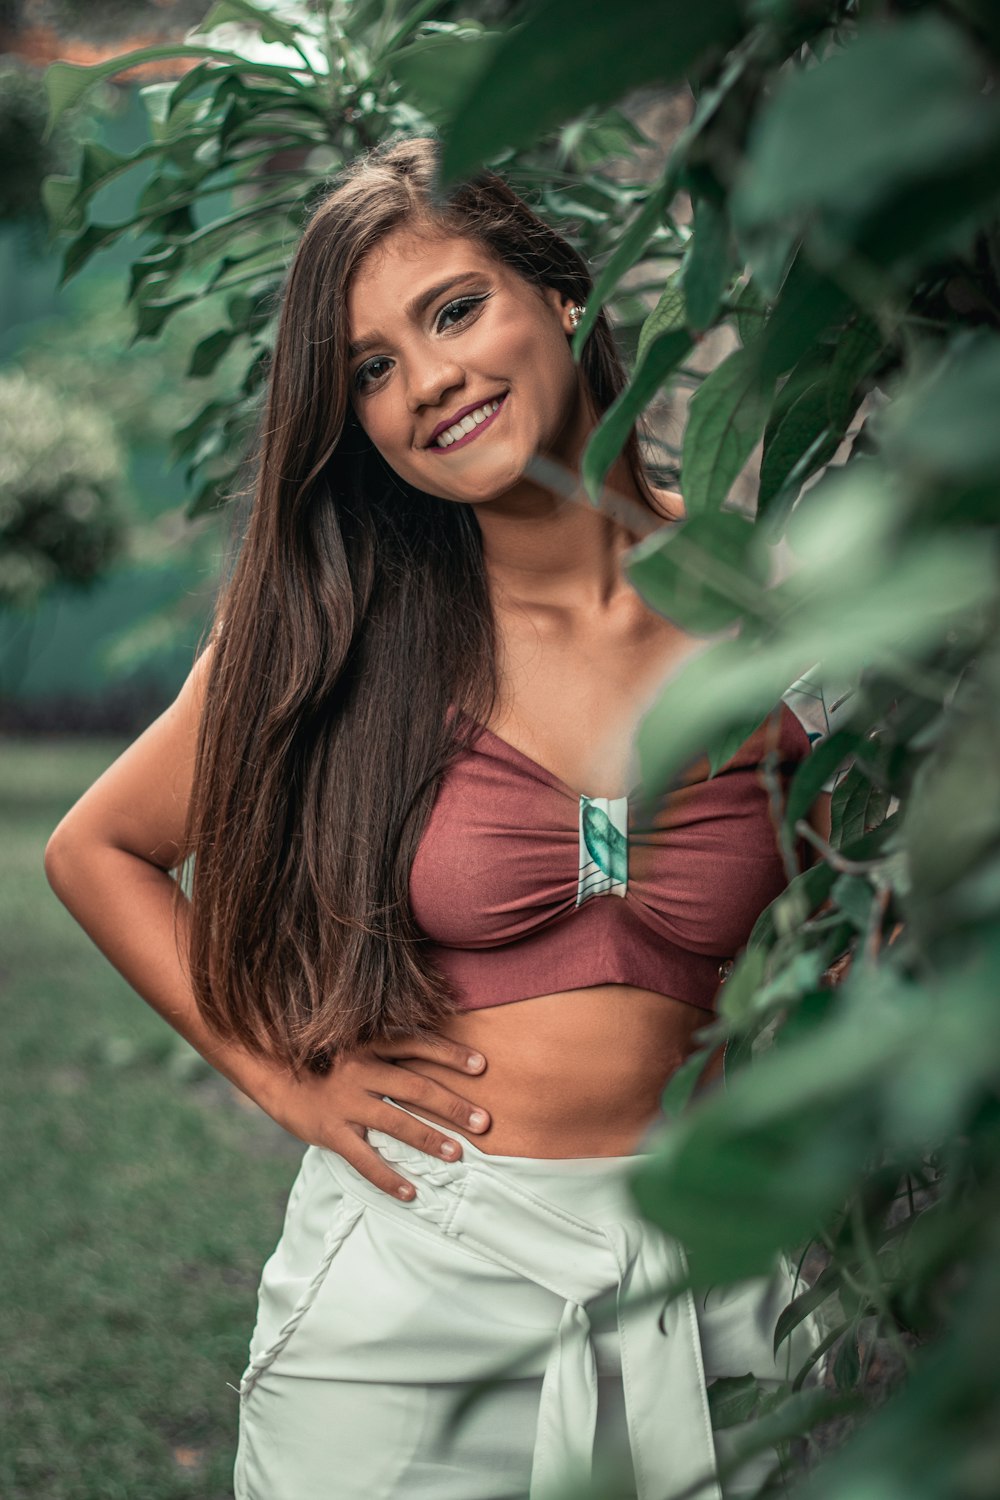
[261,1036,490,1199]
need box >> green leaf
[784,729,859,845]
[758,317,885,533]
[138,81,176,137]
[391,27,502,127]
[188,328,239,378]
[736,225,798,304]
[127,244,186,303]
[171,400,231,463]
[748,862,837,955]
[187,466,240,517]
[569,28,766,355]
[634,504,993,799]
[195,0,306,50]
[59,221,131,284]
[758,384,836,515]
[440,0,744,182]
[208,243,286,290]
[660,1045,721,1121]
[683,195,731,331]
[625,510,767,634]
[879,330,1000,487]
[163,59,222,114]
[44,45,236,135]
[717,1388,859,1476]
[146,190,298,277]
[832,1331,861,1390]
[214,72,315,113]
[572,163,679,355]
[707,1374,763,1430]
[732,277,767,348]
[706,715,771,779]
[632,1095,866,1279]
[831,873,876,931]
[561,107,649,170]
[826,315,885,426]
[717,945,767,1025]
[133,294,197,341]
[682,346,774,514]
[41,174,82,236]
[773,1266,840,1358]
[830,766,892,850]
[731,14,1000,259]
[631,968,917,1279]
[581,327,691,501]
[899,713,1000,907]
[381,0,449,56]
[636,269,685,366]
[753,254,853,386]
[76,140,150,199]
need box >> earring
[568,303,586,330]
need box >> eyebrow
[347,272,484,361]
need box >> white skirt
[235,1107,823,1500]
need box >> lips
[426,393,508,451]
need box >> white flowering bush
[0,369,126,608]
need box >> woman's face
[345,226,592,505]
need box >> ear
[541,284,576,333]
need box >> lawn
[0,737,302,1500]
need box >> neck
[474,455,668,614]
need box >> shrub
[0,367,126,607]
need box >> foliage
[18,273,248,456]
[0,56,73,229]
[0,367,126,608]
[44,0,1000,1494]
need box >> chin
[417,457,530,506]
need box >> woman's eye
[354,356,392,392]
[436,294,488,331]
[352,294,489,393]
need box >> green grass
[0,737,302,1500]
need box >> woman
[45,136,832,1500]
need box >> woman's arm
[43,648,490,1198]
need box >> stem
[850,1196,914,1375]
[794,820,886,875]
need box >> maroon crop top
[409,670,850,1015]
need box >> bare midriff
[403,985,725,1158]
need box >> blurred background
[0,2,234,735]
[0,12,300,1496]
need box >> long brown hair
[181,134,657,1070]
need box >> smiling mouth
[428,394,507,453]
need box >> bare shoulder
[47,640,218,871]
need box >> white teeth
[433,398,502,447]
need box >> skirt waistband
[370,1097,645,1225]
[317,1103,723,1500]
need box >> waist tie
[366,1130,724,1500]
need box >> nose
[405,351,464,414]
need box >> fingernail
[467,1052,485,1071]
[440,1140,460,1159]
[469,1110,488,1130]
[397,1184,415,1200]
